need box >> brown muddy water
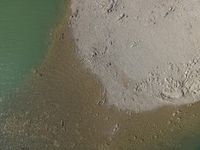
[1,3,200,150]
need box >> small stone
[176,110,181,114]
[97,99,106,106]
[177,117,181,122]
[95,113,99,117]
[140,138,145,142]
[60,120,65,127]
[112,123,120,134]
[130,41,137,48]
[168,120,172,125]
[172,112,176,117]
[153,135,158,139]
[106,62,112,67]
[117,13,126,21]
[192,114,197,117]
[39,72,43,77]
[105,116,110,120]
[133,136,138,140]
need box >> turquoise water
[0,0,65,96]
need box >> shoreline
[0,0,67,97]
[1,1,200,149]
[29,0,200,149]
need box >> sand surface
[2,2,200,149]
[70,0,200,112]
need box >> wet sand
[1,1,200,150]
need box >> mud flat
[70,0,200,112]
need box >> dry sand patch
[71,0,200,112]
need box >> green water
[2,1,200,149]
[0,0,65,96]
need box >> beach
[1,0,200,149]
[70,0,200,112]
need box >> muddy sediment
[1,1,200,150]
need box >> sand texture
[3,2,200,149]
[70,0,200,112]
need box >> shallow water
[1,1,200,150]
[0,0,65,96]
